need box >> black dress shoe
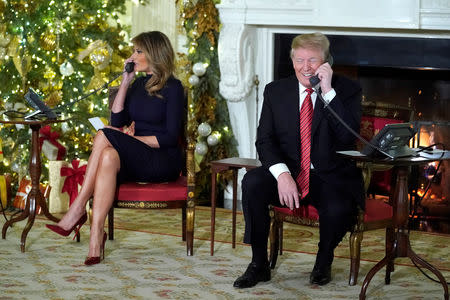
[309,265,331,285]
[233,262,271,288]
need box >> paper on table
[416,149,450,160]
[336,150,366,157]
[88,117,106,131]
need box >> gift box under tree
[39,125,66,161]
[48,160,87,214]
[12,177,50,214]
[0,174,12,210]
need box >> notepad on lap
[88,117,107,131]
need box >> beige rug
[0,206,448,299]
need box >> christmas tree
[0,0,147,186]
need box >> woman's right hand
[121,58,135,85]
[104,121,135,136]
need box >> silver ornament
[192,62,206,76]
[195,142,208,155]
[198,122,212,137]
[59,61,74,77]
[207,134,219,146]
[188,74,200,86]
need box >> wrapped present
[0,174,12,209]
[48,160,87,213]
[39,125,66,160]
[12,177,50,214]
[0,136,3,161]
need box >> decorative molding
[421,0,450,9]
[218,23,255,102]
[420,8,450,29]
[117,201,168,209]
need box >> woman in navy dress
[46,31,184,265]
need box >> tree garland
[178,0,238,204]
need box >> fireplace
[274,33,450,119]
[272,33,450,233]
[216,0,450,213]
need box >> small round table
[1,118,66,252]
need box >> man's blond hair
[290,32,330,61]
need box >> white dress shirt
[268,83,336,180]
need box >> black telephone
[24,88,57,119]
[309,54,333,86]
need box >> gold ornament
[78,40,113,71]
[89,46,112,70]
[43,67,56,80]
[45,90,63,107]
[87,69,108,91]
[0,29,11,48]
[0,1,5,15]
[0,47,6,62]
[40,78,63,94]
[9,0,37,13]
[40,31,57,51]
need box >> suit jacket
[256,74,365,209]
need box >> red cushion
[273,198,392,223]
[117,176,187,202]
[360,116,402,140]
[363,197,393,222]
[360,116,403,195]
[273,205,319,220]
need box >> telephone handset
[309,54,334,86]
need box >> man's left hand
[315,62,333,94]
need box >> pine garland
[179,0,238,204]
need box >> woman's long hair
[132,31,175,98]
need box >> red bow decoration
[61,160,87,206]
[39,125,66,160]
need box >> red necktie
[296,88,314,199]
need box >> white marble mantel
[216,0,450,204]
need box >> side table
[210,157,261,256]
[339,151,449,299]
[1,118,66,252]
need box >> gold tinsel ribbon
[78,40,112,90]
[8,36,31,89]
[0,175,7,208]
[77,40,104,62]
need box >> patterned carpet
[0,206,449,299]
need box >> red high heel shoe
[46,213,87,240]
[84,232,107,266]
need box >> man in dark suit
[233,32,364,288]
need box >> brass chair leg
[349,230,363,286]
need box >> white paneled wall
[127,1,179,51]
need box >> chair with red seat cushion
[358,99,415,197]
[268,99,414,285]
[105,86,196,256]
[269,195,393,286]
[107,149,196,255]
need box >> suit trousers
[242,166,357,269]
